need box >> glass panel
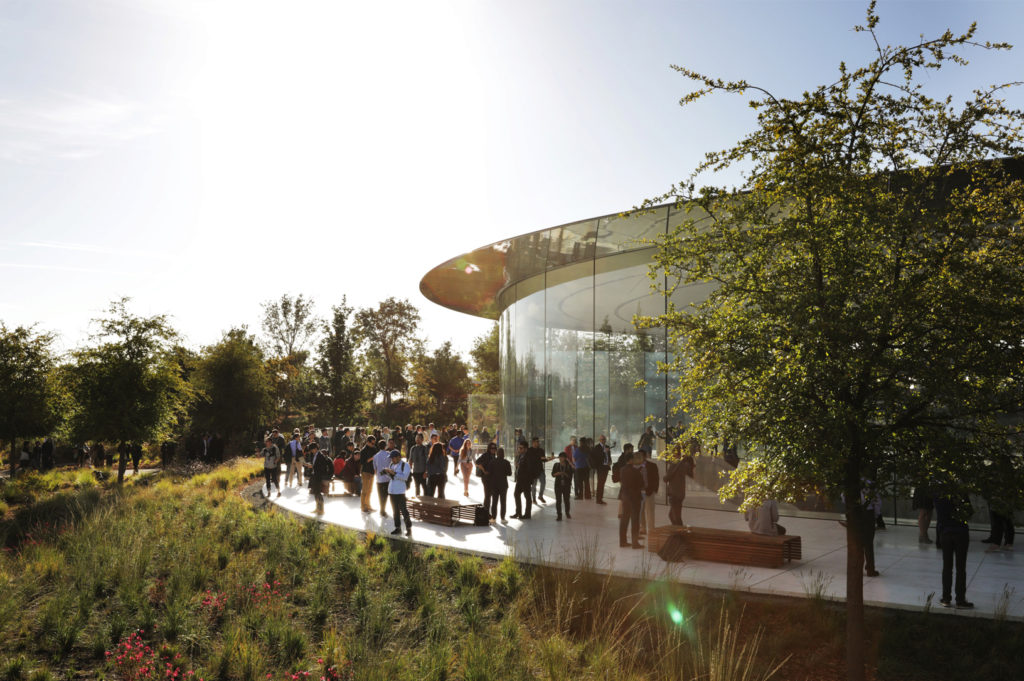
[514,274,546,446]
[547,220,597,270]
[545,261,594,451]
[595,206,668,255]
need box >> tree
[0,324,63,472]
[260,294,320,359]
[66,298,193,482]
[314,298,366,425]
[409,342,470,424]
[469,323,499,394]
[636,6,1024,681]
[353,297,422,416]
[192,328,275,450]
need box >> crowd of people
[256,422,699,549]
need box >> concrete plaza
[268,471,1024,621]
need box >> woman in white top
[458,439,475,496]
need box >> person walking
[551,451,574,521]
[359,435,378,513]
[261,437,282,498]
[487,446,513,522]
[619,448,645,548]
[458,439,476,497]
[385,449,413,536]
[448,425,467,479]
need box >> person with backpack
[384,449,412,536]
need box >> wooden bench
[407,497,485,527]
[648,525,801,569]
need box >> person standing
[448,425,467,479]
[511,442,535,520]
[408,433,428,497]
[261,437,282,498]
[527,437,551,503]
[551,451,574,521]
[304,442,331,515]
[593,435,612,504]
[373,440,393,518]
[385,449,412,536]
[458,439,476,497]
[935,493,974,608]
[619,448,645,548]
[664,447,695,526]
[640,449,660,537]
[358,435,378,513]
[285,430,305,488]
[487,447,513,522]
[913,485,934,544]
[425,442,448,499]
[475,442,497,510]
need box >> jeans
[941,529,969,602]
[426,473,447,499]
[411,472,426,496]
[263,467,280,494]
[532,469,546,500]
[620,495,642,545]
[554,484,571,518]
[489,486,507,519]
[514,479,533,517]
[573,467,591,499]
[390,494,411,532]
[595,468,609,503]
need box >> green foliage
[353,297,422,417]
[313,298,366,425]
[0,325,63,462]
[64,298,193,447]
[408,341,470,425]
[469,323,499,394]
[192,328,275,446]
[259,293,320,359]
[637,5,1024,680]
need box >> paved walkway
[268,473,1023,621]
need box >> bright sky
[1,0,1022,357]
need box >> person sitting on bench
[745,499,786,536]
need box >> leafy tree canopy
[636,5,1024,680]
[469,323,499,394]
[353,297,422,414]
[314,298,366,426]
[260,293,320,360]
[0,324,63,455]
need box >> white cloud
[0,92,162,163]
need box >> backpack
[314,453,333,479]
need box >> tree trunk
[9,439,15,478]
[845,504,866,681]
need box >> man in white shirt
[372,440,394,518]
[386,449,412,536]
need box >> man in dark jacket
[551,451,574,521]
[619,446,645,548]
[486,446,513,522]
[511,442,535,519]
[475,442,497,512]
[592,435,612,504]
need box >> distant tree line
[0,294,499,465]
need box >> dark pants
[991,511,1015,546]
[514,479,534,517]
[595,468,609,502]
[668,493,685,525]
[376,482,389,515]
[312,479,325,513]
[481,478,493,513]
[620,494,642,545]
[490,486,507,519]
[554,484,571,518]
[941,529,969,602]
[390,494,411,532]
[860,508,876,572]
[263,467,280,493]
[573,467,591,499]
[411,472,426,496]
[426,474,446,499]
